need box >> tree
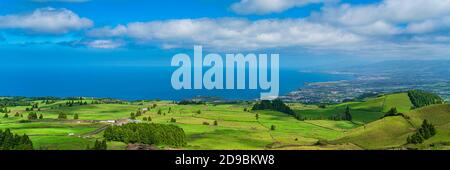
[344,106,352,121]
[143,117,148,121]
[255,113,259,120]
[3,113,8,118]
[147,116,152,121]
[136,110,142,117]
[73,114,79,120]
[407,119,436,144]
[170,118,176,123]
[58,113,67,119]
[39,114,43,119]
[0,129,33,150]
[213,120,218,126]
[103,123,186,147]
[91,140,107,150]
[270,125,276,131]
[252,99,295,115]
[157,109,162,115]
[384,107,399,117]
[408,90,443,108]
[28,112,38,120]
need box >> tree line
[86,140,107,150]
[407,119,436,144]
[408,90,444,108]
[104,123,186,147]
[329,106,352,121]
[252,99,295,115]
[0,129,33,150]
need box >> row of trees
[178,100,205,105]
[27,112,43,120]
[0,97,31,107]
[408,90,444,108]
[66,100,88,107]
[407,119,436,144]
[252,99,295,115]
[86,140,107,150]
[383,107,409,119]
[0,107,10,113]
[329,106,352,121]
[104,123,186,147]
[0,129,33,150]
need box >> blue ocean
[0,67,350,101]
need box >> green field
[1,93,449,150]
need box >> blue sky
[1,0,450,69]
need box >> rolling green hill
[333,104,450,149]
[297,93,413,124]
[1,92,449,150]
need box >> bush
[202,122,210,125]
[213,120,218,126]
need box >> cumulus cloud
[231,0,323,15]
[316,0,450,35]
[0,7,93,34]
[88,18,362,50]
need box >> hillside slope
[333,104,450,149]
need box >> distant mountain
[338,60,450,78]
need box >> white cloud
[85,39,123,49]
[406,17,450,34]
[315,0,450,36]
[0,7,93,34]
[231,0,323,15]
[319,0,450,25]
[88,18,362,50]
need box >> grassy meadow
[1,92,449,150]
